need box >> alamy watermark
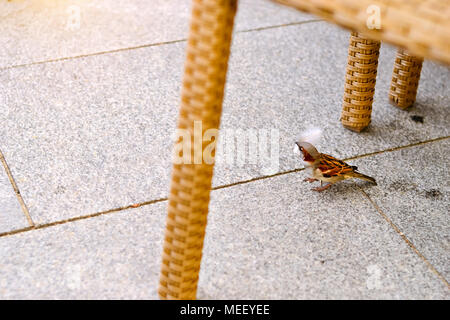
[65,263,82,290]
[366,5,381,30]
[173,121,280,175]
[66,5,81,31]
[366,264,383,289]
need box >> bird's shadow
[310,179,376,201]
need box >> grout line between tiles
[0,38,186,71]
[237,19,322,33]
[359,188,450,288]
[0,149,34,227]
[214,135,450,191]
[344,136,449,162]
[0,19,322,71]
[0,197,167,238]
[0,135,448,238]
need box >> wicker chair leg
[389,49,423,109]
[341,32,381,132]
[158,0,237,300]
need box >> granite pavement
[0,0,448,299]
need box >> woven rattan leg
[158,0,237,300]
[341,32,380,132]
[388,49,423,109]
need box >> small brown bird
[296,141,376,192]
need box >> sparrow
[295,141,377,192]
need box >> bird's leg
[312,183,333,192]
[303,178,318,183]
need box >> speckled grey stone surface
[1,22,449,225]
[221,22,450,178]
[0,40,182,224]
[0,162,29,233]
[0,1,448,300]
[350,139,450,281]
[0,0,310,68]
[0,202,166,299]
[197,170,448,299]
[0,166,447,299]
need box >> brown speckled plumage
[296,141,376,192]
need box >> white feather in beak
[294,127,323,169]
[298,127,322,145]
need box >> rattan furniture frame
[159,0,450,299]
[158,0,237,300]
[276,0,449,131]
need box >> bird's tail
[348,172,377,185]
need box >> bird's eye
[299,146,303,151]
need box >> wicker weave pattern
[341,32,380,132]
[158,0,237,300]
[274,0,450,65]
[389,50,423,109]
